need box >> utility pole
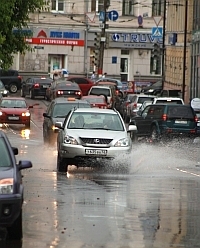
[162,0,167,89]
[98,0,109,76]
[182,0,188,102]
[84,0,89,77]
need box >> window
[51,0,64,11]
[122,0,134,16]
[152,0,164,16]
[121,50,129,55]
[0,138,11,167]
[91,0,104,12]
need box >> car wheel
[9,83,18,94]
[20,88,25,97]
[151,125,160,142]
[57,153,68,172]
[7,210,22,240]
[130,131,138,142]
[30,90,35,99]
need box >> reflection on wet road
[1,96,200,247]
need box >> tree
[0,0,44,69]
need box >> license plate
[8,116,19,120]
[85,149,107,155]
[175,120,187,124]
[43,85,49,88]
[197,123,200,126]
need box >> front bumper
[0,194,22,227]
[59,144,131,159]
[0,116,30,125]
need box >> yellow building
[164,0,193,103]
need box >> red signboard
[25,38,85,46]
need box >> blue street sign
[99,11,105,22]
[138,15,143,26]
[152,27,163,38]
[108,10,119,21]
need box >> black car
[0,80,8,97]
[45,80,82,101]
[20,77,53,99]
[118,93,135,117]
[43,97,91,145]
[129,104,198,142]
[141,80,162,95]
[0,130,32,240]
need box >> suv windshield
[138,97,155,103]
[0,138,11,167]
[67,112,124,131]
[168,106,194,118]
[90,88,110,96]
[156,100,183,104]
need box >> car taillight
[133,103,137,108]
[162,114,168,121]
[195,115,198,122]
[34,83,40,88]
[125,102,129,106]
[18,75,22,80]
[57,90,63,95]
[75,91,81,95]
[116,90,119,95]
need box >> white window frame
[91,0,104,13]
[51,0,64,12]
[122,0,134,16]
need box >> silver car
[55,108,136,172]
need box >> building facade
[165,0,193,103]
[191,0,200,99]
[12,0,164,83]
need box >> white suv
[153,97,184,105]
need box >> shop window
[121,49,129,55]
[51,0,64,12]
[91,0,104,12]
[152,0,164,16]
[122,0,134,16]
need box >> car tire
[30,90,35,99]
[151,125,160,142]
[20,88,25,97]
[130,131,138,142]
[57,153,68,172]
[9,83,18,94]
[7,210,22,240]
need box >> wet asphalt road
[1,95,200,248]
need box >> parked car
[0,69,23,94]
[95,78,123,91]
[67,76,94,96]
[20,77,53,99]
[126,94,157,122]
[152,97,184,105]
[118,93,135,118]
[88,85,117,109]
[0,80,8,97]
[0,130,32,240]
[55,108,136,172]
[141,80,162,95]
[0,97,34,128]
[129,104,198,142]
[43,97,91,145]
[45,80,82,101]
[82,95,108,109]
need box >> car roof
[155,97,183,100]
[33,77,53,80]
[73,108,117,114]
[136,94,157,97]
[148,103,191,107]
[2,97,26,101]
[82,95,105,98]
[53,98,89,104]
[90,86,111,89]
[55,82,79,88]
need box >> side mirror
[43,113,50,118]
[18,160,33,170]
[128,124,137,132]
[12,147,18,155]
[28,105,33,109]
[55,122,63,129]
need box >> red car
[82,95,108,108]
[67,77,94,96]
[0,97,33,128]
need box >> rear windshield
[55,83,79,89]
[52,103,90,117]
[156,99,183,104]
[83,98,105,103]
[167,106,194,118]
[90,88,110,96]
[138,97,155,103]
[35,79,52,84]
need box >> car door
[43,102,54,135]
[25,78,34,94]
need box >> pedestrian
[91,71,96,81]
[102,72,107,78]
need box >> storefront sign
[26,38,84,46]
[111,33,162,43]
[49,31,80,39]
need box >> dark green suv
[129,104,198,141]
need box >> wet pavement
[1,95,200,247]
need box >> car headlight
[52,125,58,131]
[64,135,78,145]
[114,138,129,147]
[148,89,154,92]
[3,90,7,94]
[0,178,13,194]
[22,112,30,117]
[0,111,3,116]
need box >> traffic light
[94,32,101,49]
[104,33,110,49]
[92,49,100,67]
[152,43,161,59]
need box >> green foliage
[0,0,44,69]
